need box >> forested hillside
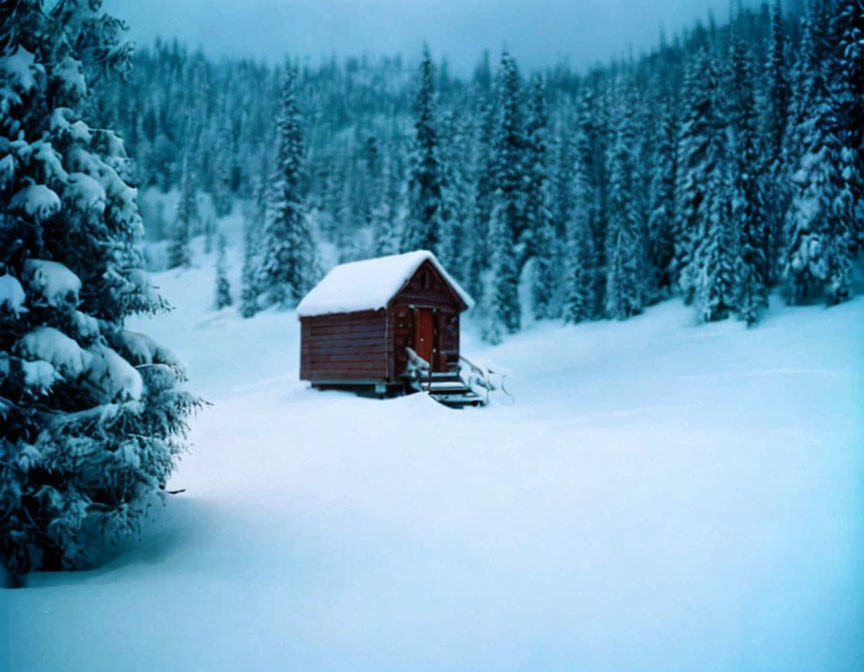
[91,0,864,337]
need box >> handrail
[404,348,511,406]
[405,347,431,392]
[458,354,492,405]
[459,354,513,406]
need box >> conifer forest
[92,0,864,336]
[1,1,863,669]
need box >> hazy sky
[103,0,738,72]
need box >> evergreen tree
[483,201,519,342]
[836,0,864,249]
[574,88,606,318]
[765,0,790,168]
[552,121,575,240]
[604,89,645,320]
[259,65,315,307]
[213,233,232,310]
[238,158,270,321]
[697,161,740,321]
[372,150,405,256]
[239,212,260,319]
[783,0,857,305]
[167,157,197,269]
[562,141,595,324]
[525,76,556,319]
[728,36,769,324]
[212,126,234,218]
[435,111,466,275]
[483,51,525,334]
[492,51,528,269]
[674,51,724,303]
[646,103,677,299]
[467,99,496,297]
[0,0,198,577]
[203,217,215,255]
[403,46,443,253]
[762,0,791,283]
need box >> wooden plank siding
[300,309,389,383]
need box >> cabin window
[419,270,431,289]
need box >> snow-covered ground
[4,233,864,672]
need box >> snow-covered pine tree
[448,113,477,281]
[259,64,316,308]
[213,233,232,310]
[783,0,856,305]
[765,0,790,170]
[435,111,465,276]
[212,125,234,218]
[761,0,791,284]
[239,212,260,319]
[238,159,268,319]
[372,149,405,256]
[824,144,858,304]
[483,200,519,343]
[697,160,740,321]
[403,46,443,254]
[562,137,595,324]
[484,50,525,334]
[574,87,607,319]
[336,161,365,262]
[203,217,214,255]
[604,81,645,320]
[562,222,594,324]
[784,6,819,177]
[492,51,528,271]
[0,0,198,577]
[836,0,864,250]
[674,50,723,303]
[467,99,496,298]
[728,35,769,324]
[646,102,677,300]
[525,76,557,320]
[552,120,575,241]
[167,156,197,269]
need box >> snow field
[4,226,863,672]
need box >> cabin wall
[300,310,389,383]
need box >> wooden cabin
[297,251,474,395]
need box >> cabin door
[413,308,436,368]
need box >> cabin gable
[391,260,469,311]
[389,261,464,376]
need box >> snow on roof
[297,250,474,318]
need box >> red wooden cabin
[297,251,474,394]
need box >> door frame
[412,307,441,371]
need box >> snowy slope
[3,234,863,672]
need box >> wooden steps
[414,370,485,408]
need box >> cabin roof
[297,250,474,318]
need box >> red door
[414,309,435,367]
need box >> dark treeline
[92,0,863,337]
